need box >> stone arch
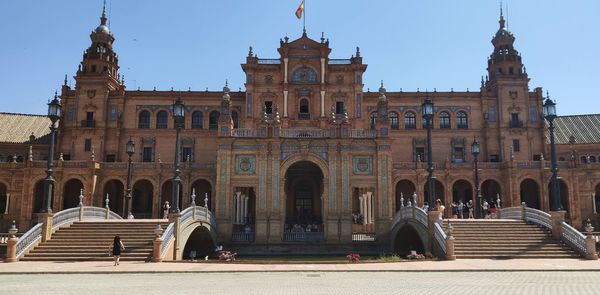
[595,183,600,214]
[390,221,429,256]
[190,178,213,210]
[132,179,154,218]
[62,179,84,210]
[451,179,473,204]
[520,178,540,209]
[423,179,445,207]
[160,180,182,217]
[284,160,324,228]
[0,182,8,214]
[32,179,46,214]
[548,179,569,212]
[181,226,215,260]
[481,179,502,204]
[395,180,416,211]
[103,179,125,216]
[177,220,217,260]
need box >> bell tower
[486,8,526,83]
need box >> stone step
[455,254,580,259]
[20,256,148,261]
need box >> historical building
[1,6,599,251]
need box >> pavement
[1,258,599,274]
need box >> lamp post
[41,93,62,213]
[471,138,482,218]
[171,97,185,213]
[422,96,435,211]
[123,138,135,218]
[543,96,562,211]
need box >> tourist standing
[110,235,125,266]
[467,200,474,219]
[163,201,170,219]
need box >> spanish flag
[295,0,304,19]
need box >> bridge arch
[176,207,217,260]
[390,207,430,256]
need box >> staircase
[447,219,579,259]
[21,220,168,261]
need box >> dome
[495,27,513,38]
[95,24,110,34]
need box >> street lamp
[123,138,135,218]
[543,95,562,211]
[171,97,185,213]
[41,92,62,213]
[421,95,435,211]
[471,138,482,218]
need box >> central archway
[284,161,323,233]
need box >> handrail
[15,223,42,258]
[433,222,447,256]
[498,207,522,220]
[180,206,218,245]
[560,221,588,256]
[391,205,428,229]
[160,222,175,257]
[525,207,552,230]
[52,207,80,230]
[52,206,122,231]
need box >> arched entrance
[103,180,124,216]
[423,180,445,207]
[182,226,215,260]
[520,179,540,209]
[32,180,46,214]
[481,179,501,205]
[161,181,183,217]
[132,180,153,218]
[393,225,426,256]
[452,180,472,204]
[549,179,569,212]
[190,179,212,210]
[395,180,416,211]
[595,183,600,214]
[284,161,323,234]
[63,179,84,210]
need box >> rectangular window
[110,106,118,121]
[453,147,465,163]
[67,106,75,121]
[335,101,344,115]
[182,147,192,162]
[356,74,362,84]
[513,139,520,152]
[490,154,499,162]
[105,154,116,162]
[264,101,273,114]
[356,94,361,118]
[0,194,8,214]
[488,107,497,122]
[84,139,92,152]
[529,106,538,122]
[86,112,94,120]
[510,113,522,128]
[533,154,542,161]
[142,147,153,162]
[63,154,71,161]
[415,147,425,162]
[246,93,253,117]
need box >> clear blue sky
[0,1,598,116]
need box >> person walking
[110,235,125,266]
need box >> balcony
[509,120,524,128]
[283,232,324,242]
[280,128,330,138]
[257,58,281,64]
[297,113,311,120]
[231,232,255,242]
[328,59,351,65]
[351,233,376,242]
[80,120,96,128]
[349,129,376,138]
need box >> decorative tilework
[342,157,350,210]
[218,156,227,216]
[272,160,280,209]
[259,159,266,209]
[235,155,256,174]
[233,145,260,150]
[381,155,388,216]
[356,94,362,118]
[352,156,373,175]
[329,156,336,210]
[246,93,252,117]
[352,146,377,151]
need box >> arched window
[299,99,310,119]
[369,112,377,130]
[291,67,318,83]
[581,156,588,164]
[138,111,150,129]
[457,111,468,129]
[590,156,597,163]
[404,111,416,129]
[191,111,203,129]
[439,111,450,129]
[389,112,399,130]
[156,111,168,129]
[232,111,239,128]
[209,111,220,130]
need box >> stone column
[283,91,289,117]
[243,194,249,224]
[38,213,54,242]
[3,223,18,262]
[550,211,566,240]
[359,193,365,225]
[367,192,374,225]
[234,191,242,224]
[320,91,326,117]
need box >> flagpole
[303,0,306,34]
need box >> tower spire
[499,1,506,28]
[101,0,107,26]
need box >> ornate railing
[349,129,376,138]
[15,223,42,258]
[62,161,88,168]
[101,162,128,169]
[433,222,447,256]
[560,222,588,256]
[351,233,376,242]
[498,207,522,219]
[516,161,541,169]
[52,207,80,230]
[160,222,175,257]
[232,232,255,242]
[52,206,121,231]
[180,206,218,245]
[450,162,472,169]
[283,232,324,242]
[478,162,502,169]
[524,207,552,230]
[391,205,428,229]
[258,58,281,64]
[133,163,156,169]
[393,162,417,169]
[232,128,261,138]
[280,128,330,138]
